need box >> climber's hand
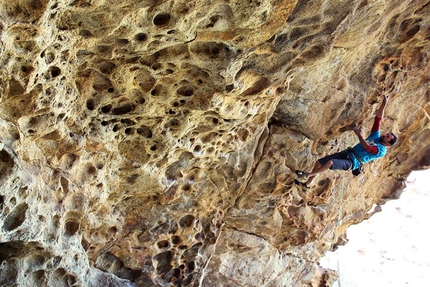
[353,126,362,135]
[383,94,389,103]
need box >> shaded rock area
[0,0,429,286]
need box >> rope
[329,172,346,252]
[326,171,347,286]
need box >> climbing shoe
[295,170,309,179]
[294,179,309,190]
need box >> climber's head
[380,132,397,146]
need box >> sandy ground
[320,169,430,287]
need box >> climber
[294,95,397,189]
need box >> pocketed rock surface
[0,0,429,286]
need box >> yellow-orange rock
[0,0,429,286]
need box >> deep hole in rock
[79,30,93,37]
[206,15,219,28]
[0,241,35,261]
[151,85,161,96]
[112,104,134,115]
[113,124,120,132]
[137,126,152,138]
[53,267,67,279]
[179,215,195,228]
[382,63,389,71]
[99,61,116,74]
[187,261,195,272]
[86,99,95,110]
[164,267,181,282]
[117,268,142,281]
[171,236,181,244]
[154,251,173,274]
[57,113,66,122]
[0,150,13,173]
[101,104,112,113]
[65,220,79,236]
[405,25,420,39]
[153,13,171,26]
[49,66,61,78]
[120,118,135,125]
[32,270,46,283]
[3,203,28,231]
[151,63,161,70]
[172,268,181,278]
[134,33,147,41]
[181,184,191,191]
[65,274,77,285]
[96,252,124,273]
[86,164,96,175]
[21,65,34,73]
[177,86,194,97]
[157,240,170,249]
[182,243,202,260]
[116,38,129,45]
[193,145,201,153]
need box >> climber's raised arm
[376,94,389,119]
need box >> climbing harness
[345,147,364,176]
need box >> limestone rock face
[0,0,429,286]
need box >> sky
[320,169,430,287]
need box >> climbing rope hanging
[329,171,346,252]
[325,171,347,286]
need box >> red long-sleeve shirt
[365,116,382,154]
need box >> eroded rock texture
[0,0,429,286]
